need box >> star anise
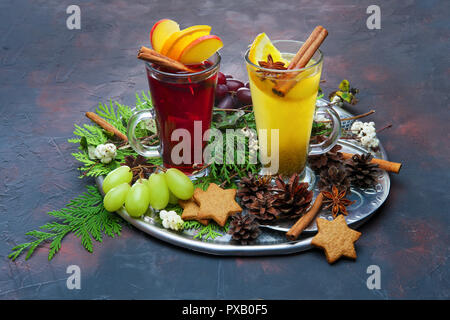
[121,155,147,168]
[257,54,287,79]
[322,185,355,218]
[258,54,287,70]
[121,155,155,183]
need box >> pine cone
[345,153,380,189]
[237,173,271,210]
[318,165,351,192]
[228,212,261,245]
[271,174,313,219]
[308,144,345,174]
[247,192,280,221]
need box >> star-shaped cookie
[179,196,209,225]
[311,215,362,264]
[194,183,242,227]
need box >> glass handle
[126,109,161,158]
[309,105,341,156]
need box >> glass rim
[244,39,323,73]
[145,52,221,78]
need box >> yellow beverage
[247,52,323,176]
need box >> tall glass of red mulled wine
[127,53,220,175]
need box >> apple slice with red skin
[160,25,211,57]
[178,35,223,65]
[166,27,212,60]
[150,19,180,53]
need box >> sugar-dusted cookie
[311,215,361,264]
[194,183,242,227]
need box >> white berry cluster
[93,143,117,164]
[159,210,184,231]
[331,95,344,107]
[240,127,259,152]
[351,121,379,151]
[314,113,331,128]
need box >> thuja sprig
[202,110,260,187]
[9,186,123,261]
[69,92,157,178]
[183,220,230,241]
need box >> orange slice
[248,32,284,65]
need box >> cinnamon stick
[286,193,324,241]
[137,46,194,73]
[321,110,376,123]
[272,26,328,97]
[85,112,128,142]
[341,152,402,174]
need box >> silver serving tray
[95,101,390,256]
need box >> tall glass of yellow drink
[245,39,341,181]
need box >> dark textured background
[0,0,449,299]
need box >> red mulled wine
[146,58,219,174]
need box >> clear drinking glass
[127,53,221,175]
[245,40,341,183]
